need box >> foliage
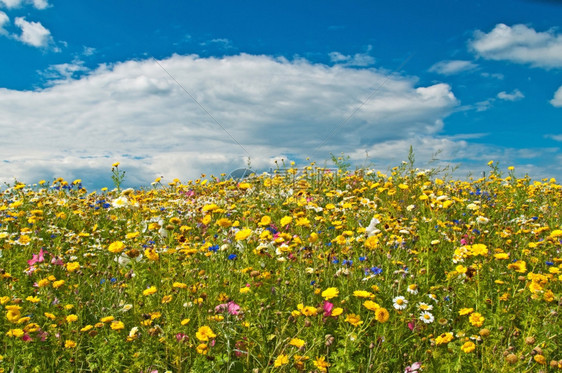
[0,161,560,372]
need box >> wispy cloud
[0,54,458,188]
[544,133,562,141]
[14,16,52,48]
[429,60,477,75]
[470,23,562,68]
[497,89,524,101]
[329,46,375,67]
[551,85,562,107]
[0,0,48,9]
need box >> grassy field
[0,161,560,372]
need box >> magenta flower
[323,301,334,317]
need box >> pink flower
[227,301,240,315]
[28,248,47,266]
[405,362,421,373]
[215,301,241,315]
[323,301,334,317]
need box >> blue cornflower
[209,245,219,252]
[228,254,237,260]
[371,266,383,275]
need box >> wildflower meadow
[0,160,560,372]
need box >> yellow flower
[353,290,375,299]
[435,332,454,345]
[143,286,157,296]
[313,356,331,372]
[66,262,80,272]
[80,325,93,332]
[196,343,209,355]
[161,295,173,304]
[173,282,187,289]
[6,307,21,323]
[280,216,292,226]
[216,218,232,228]
[298,304,317,317]
[144,248,159,261]
[331,307,343,317]
[6,329,24,338]
[363,300,380,312]
[321,287,339,300]
[235,229,252,241]
[345,313,363,327]
[110,321,125,330]
[375,307,390,323]
[274,354,289,367]
[507,260,527,273]
[461,341,476,353]
[44,312,56,320]
[289,338,306,348]
[258,216,271,226]
[181,318,190,326]
[469,312,485,327]
[459,308,474,315]
[108,241,125,253]
[239,287,251,294]
[196,326,217,342]
[100,316,115,323]
[52,280,65,289]
[65,340,77,348]
[534,354,547,365]
[66,314,78,323]
[26,296,40,303]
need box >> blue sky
[1,0,562,189]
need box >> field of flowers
[0,161,560,372]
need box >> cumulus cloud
[14,16,52,47]
[0,10,8,34]
[470,23,562,68]
[0,54,460,189]
[497,89,524,101]
[0,0,22,8]
[429,60,477,75]
[551,86,562,107]
[31,0,48,9]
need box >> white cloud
[0,10,8,34]
[14,16,52,47]
[470,23,562,68]
[429,60,477,75]
[545,133,562,141]
[0,0,48,8]
[551,86,562,107]
[0,54,459,189]
[40,60,88,81]
[329,46,375,66]
[31,0,48,9]
[0,0,22,8]
[497,89,524,101]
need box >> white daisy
[419,311,434,324]
[392,296,408,310]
